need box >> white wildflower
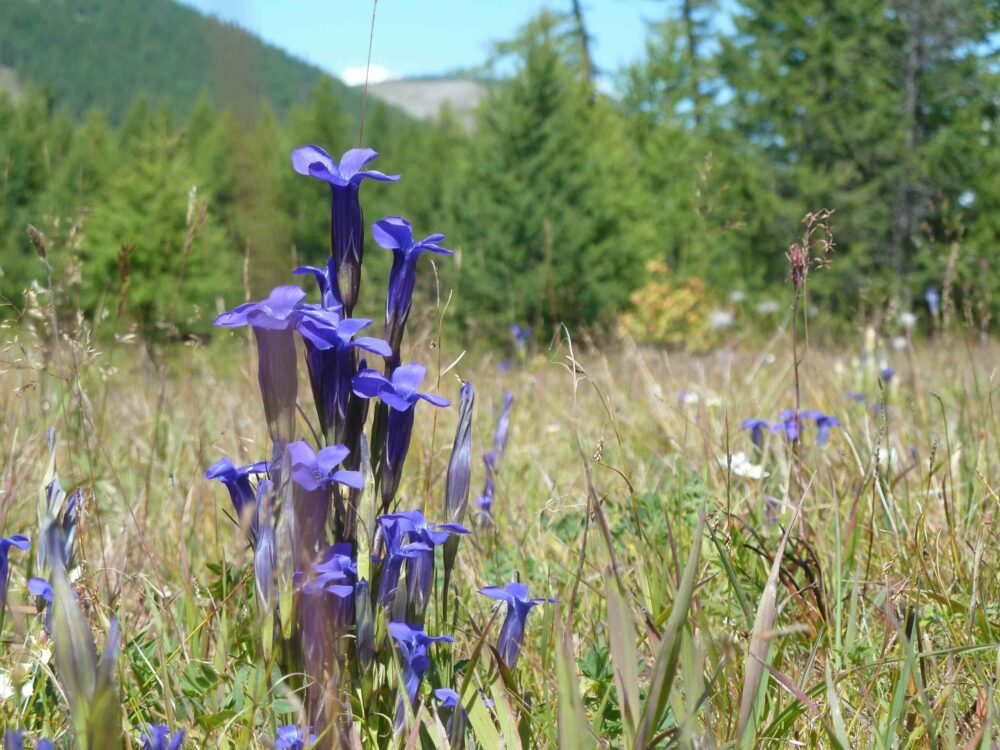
[717,452,769,480]
[0,671,13,703]
[708,309,734,329]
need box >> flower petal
[291,145,334,175]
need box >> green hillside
[0,0,364,121]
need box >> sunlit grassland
[1,314,998,747]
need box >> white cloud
[340,65,396,87]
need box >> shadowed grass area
[1,310,998,746]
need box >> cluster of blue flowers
[0,146,554,747]
[740,409,841,450]
[201,145,553,744]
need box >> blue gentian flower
[510,325,531,346]
[204,458,268,541]
[286,441,364,566]
[374,515,431,611]
[295,307,391,446]
[287,442,364,493]
[815,415,840,447]
[764,496,781,526]
[473,451,497,525]
[378,510,469,620]
[274,724,317,750]
[435,687,460,708]
[3,730,23,749]
[353,363,450,509]
[925,287,940,316]
[27,576,53,632]
[297,543,358,698]
[372,216,453,365]
[434,688,466,737]
[291,145,400,313]
[140,724,185,750]
[294,256,344,312]
[773,410,802,442]
[0,534,30,614]
[740,418,770,450]
[479,582,556,670]
[216,285,306,448]
[880,367,895,382]
[387,621,453,725]
[493,392,514,465]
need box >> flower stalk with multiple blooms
[201,144,553,744]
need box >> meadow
[1,244,998,748]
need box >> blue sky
[178,1,670,86]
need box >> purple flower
[773,410,802,442]
[291,145,400,313]
[204,458,268,541]
[299,544,357,602]
[880,367,895,382]
[286,442,364,492]
[846,391,866,403]
[285,442,363,568]
[28,577,53,602]
[295,307,390,446]
[473,451,497,524]
[215,285,306,447]
[740,418,770,450]
[479,582,556,670]
[510,325,532,346]
[764,496,781,526]
[296,543,358,704]
[274,724,317,750]
[493,392,514,464]
[925,287,940,316]
[435,688,460,708]
[294,257,344,312]
[434,688,466,737]
[388,621,453,724]
[140,724,185,750]
[353,363,450,509]
[0,534,30,613]
[378,510,469,620]
[28,576,53,632]
[815,415,840,447]
[372,216,453,364]
[374,515,431,610]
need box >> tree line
[1,3,997,341]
